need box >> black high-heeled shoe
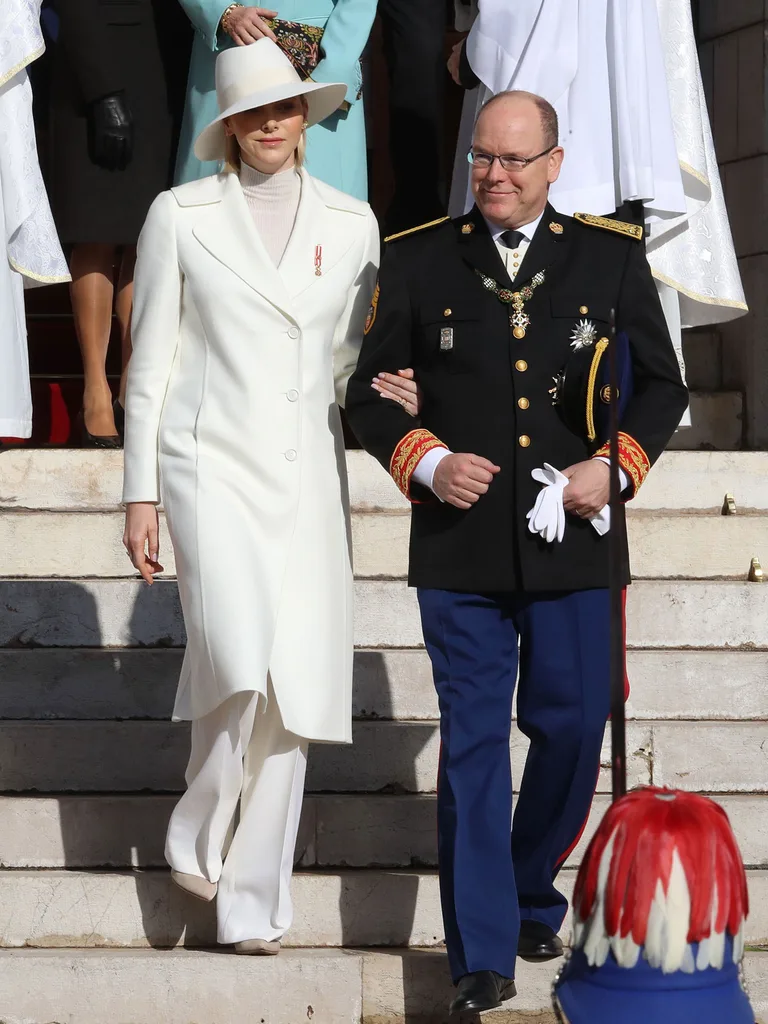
[112,398,125,439]
[76,409,122,449]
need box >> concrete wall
[698,1,768,448]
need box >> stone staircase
[0,447,766,1023]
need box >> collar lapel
[457,207,512,286]
[192,172,295,322]
[514,203,567,287]
[281,170,357,302]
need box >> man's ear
[547,146,565,185]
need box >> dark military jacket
[345,204,688,593]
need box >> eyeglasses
[468,146,556,172]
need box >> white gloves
[526,463,611,544]
[526,464,567,542]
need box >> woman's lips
[259,138,285,146]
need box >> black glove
[86,92,134,172]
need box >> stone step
[0,948,365,1024]
[653,722,768,793]
[0,947,765,1024]
[1,579,766,649]
[0,868,766,949]
[3,449,768,513]
[1,648,766,722]
[1,793,765,871]
[0,509,764,580]
[4,720,768,795]
[0,720,654,794]
[667,390,743,450]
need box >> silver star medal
[570,319,597,351]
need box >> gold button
[444,308,452,316]
[513,262,519,268]
[518,397,530,410]
[515,359,528,372]
[519,435,531,448]
[579,305,589,315]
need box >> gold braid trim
[390,429,446,502]
[574,212,644,242]
[384,217,450,243]
[593,431,651,496]
[585,337,610,442]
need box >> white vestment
[0,0,69,438]
[646,0,747,330]
[450,0,746,425]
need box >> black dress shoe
[449,971,516,1015]
[517,920,564,962]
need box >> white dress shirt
[411,210,629,499]
[488,209,544,281]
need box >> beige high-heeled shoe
[170,870,218,902]
[234,938,281,955]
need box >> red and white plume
[571,788,748,974]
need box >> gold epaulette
[384,216,451,244]
[574,212,644,242]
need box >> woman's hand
[224,5,277,44]
[371,368,421,418]
[123,502,164,585]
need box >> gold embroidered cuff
[390,429,446,502]
[593,432,651,496]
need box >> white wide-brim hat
[194,38,347,162]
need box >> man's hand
[562,460,610,518]
[447,40,464,86]
[432,453,500,510]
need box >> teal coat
[175,0,375,199]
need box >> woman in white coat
[122,39,401,953]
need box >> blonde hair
[224,129,307,174]
[223,98,309,174]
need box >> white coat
[123,169,380,743]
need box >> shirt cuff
[595,456,629,493]
[412,446,452,494]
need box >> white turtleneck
[239,161,301,267]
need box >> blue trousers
[417,588,611,983]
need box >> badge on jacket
[364,281,380,335]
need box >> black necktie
[499,229,526,250]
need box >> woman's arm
[332,206,380,406]
[52,0,124,103]
[177,0,275,50]
[122,192,183,505]
[311,0,377,106]
[177,0,233,50]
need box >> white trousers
[165,686,308,945]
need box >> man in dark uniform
[345,91,688,1016]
